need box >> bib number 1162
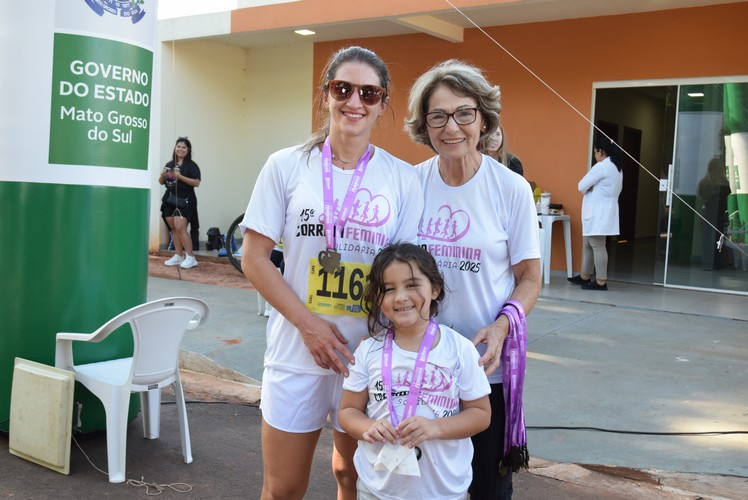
[307,259,370,317]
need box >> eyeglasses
[425,107,480,128]
[327,80,386,106]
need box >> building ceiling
[183,0,745,49]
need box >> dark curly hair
[362,242,446,336]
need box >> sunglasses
[327,80,386,106]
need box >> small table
[538,214,572,284]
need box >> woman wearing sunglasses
[406,60,541,500]
[239,46,422,500]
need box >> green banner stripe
[725,83,748,134]
[0,181,149,431]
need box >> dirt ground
[148,253,256,290]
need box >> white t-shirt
[417,155,539,384]
[241,145,423,376]
[578,156,623,236]
[343,324,491,500]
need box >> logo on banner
[84,0,147,23]
[49,33,153,169]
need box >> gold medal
[318,249,341,274]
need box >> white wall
[242,44,314,213]
[151,40,313,251]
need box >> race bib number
[307,258,370,317]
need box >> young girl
[339,243,491,500]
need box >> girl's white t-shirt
[343,324,491,499]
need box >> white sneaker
[180,255,198,269]
[165,254,184,266]
[264,302,273,317]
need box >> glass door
[661,82,748,293]
[653,86,678,285]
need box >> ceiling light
[687,92,704,98]
[294,29,315,36]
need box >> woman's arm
[241,230,355,375]
[473,257,541,375]
[578,163,606,193]
[158,165,169,185]
[174,167,201,188]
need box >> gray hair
[405,59,501,153]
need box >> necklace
[331,153,354,165]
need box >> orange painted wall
[314,2,748,272]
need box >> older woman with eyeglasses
[239,46,422,500]
[406,60,541,500]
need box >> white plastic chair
[54,297,209,483]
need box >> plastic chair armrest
[54,338,75,370]
[55,331,103,370]
[56,332,95,341]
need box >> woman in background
[697,156,731,270]
[484,122,524,176]
[568,136,623,290]
[159,137,201,269]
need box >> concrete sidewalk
[2,272,746,498]
[3,396,745,499]
[152,272,748,493]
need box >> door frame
[591,76,748,295]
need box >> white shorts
[260,366,345,433]
[356,479,380,500]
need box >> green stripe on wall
[0,181,149,431]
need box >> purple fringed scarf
[498,299,529,472]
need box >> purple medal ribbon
[321,137,372,251]
[498,299,529,471]
[381,320,439,427]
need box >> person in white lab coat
[568,136,623,291]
